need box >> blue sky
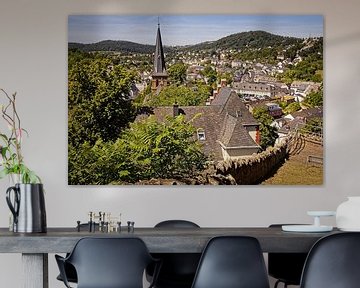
[68,15,323,46]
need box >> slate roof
[213,87,259,126]
[220,113,260,147]
[278,117,306,135]
[211,87,232,106]
[291,107,323,119]
[136,88,260,161]
[233,82,275,92]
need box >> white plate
[282,225,333,232]
[307,211,336,217]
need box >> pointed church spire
[151,19,168,93]
[153,20,166,75]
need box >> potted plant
[1,88,46,233]
[0,88,40,183]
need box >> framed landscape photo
[68,15,323,185]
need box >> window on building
[197,129,206,141]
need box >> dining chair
[300,232,360,288]
[55,237,161,288]
[56,223,99,284]
[191,236,270,288]
[147,220,201,288]
[56,262,77,284]
[268,224,308,288]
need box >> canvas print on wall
[68,15,323,185]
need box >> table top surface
[0,227,340,253]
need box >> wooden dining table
[0,226,339,288]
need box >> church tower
[151,21,168,93]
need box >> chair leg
[274,280,289,288]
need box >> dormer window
[197,129,206,141]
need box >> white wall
[1,0,360,287]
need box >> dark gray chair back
[56,237,158,288]
[300,232,360,288]
[191,236,270,288]
[150,220,201,288]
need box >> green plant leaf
[0,168,9,179]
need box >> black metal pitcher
[6,183,47,233]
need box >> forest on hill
[68,40,164,54]
[183,30,302,51]
[69,30,322,70]
[69,30,304,54]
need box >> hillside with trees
[184,30,301,52]
[280,37,323,83]
[69,40,154,54]
[69,40,173,54]
[68,30,302,55]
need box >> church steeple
[154,21,166,74]
[151,20,168,93]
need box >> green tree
[283,102,301,114]
[280,57,323,83]
[258,123,278,149]
[168,63,188,85]
[252,106,273,125]
[68,114,208,184]
[252,106,278,149]
[277,101,288,110]
[201,65,217,87]
[68,140,121,185]
[147,84,210,107]
[68,51,137,147]
[218,71,233,85]
[301,117,323,134]
[117,115,208,182]
[304,90,323,107]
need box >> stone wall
[214,142,288,185]
[134,143,289,185]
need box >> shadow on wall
[327,31,360,46]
